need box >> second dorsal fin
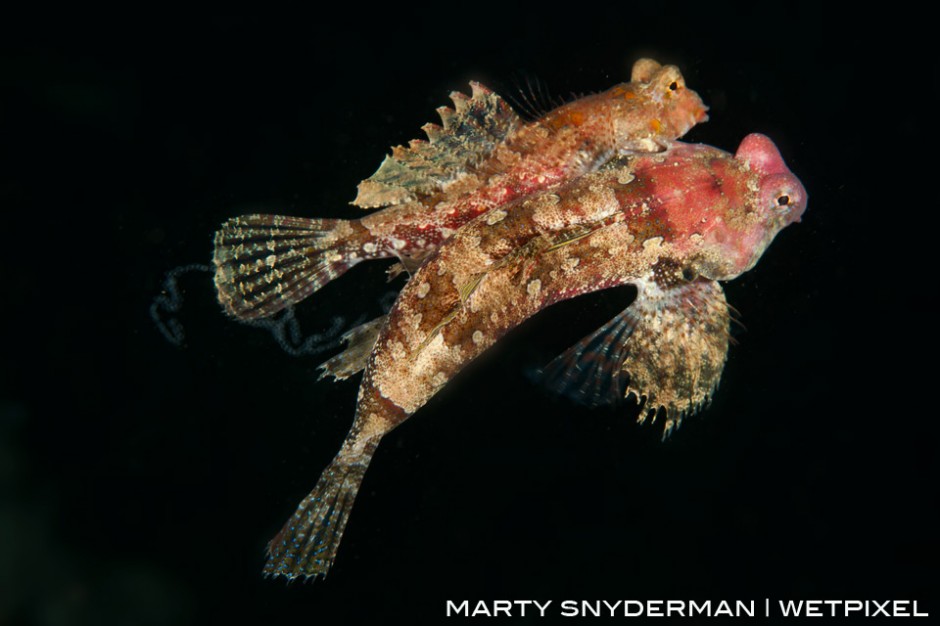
[352,82,522,209]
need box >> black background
[2,4,936,624]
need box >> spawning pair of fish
[212,59,807,580]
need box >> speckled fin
[540,279,730,438]
[213,214,366,320]
[264,440,378,581]
[319,315,387,381]
[352,82,521,208]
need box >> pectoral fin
[318,315,387,381]
[386,249,434,282]
[540,278,730,438]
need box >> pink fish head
[735,133,808,226]
[642,135,806,281]
[700,133,807,279]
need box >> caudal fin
[263,443,377,580]
[213,214,369,320]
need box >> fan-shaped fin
[540,278,730,438]
[212,214,367,320]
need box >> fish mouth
[681,103,709,132]
[694,103,710,123]
[686,110,708,131]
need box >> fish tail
[263,439,379,581]
[213,214,376,320]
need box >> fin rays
[263,447,376,581]
[213,214,365,320]
[540,312,638,407]
[353,82,521,208]
[539,279,731,438]
[319,315,387,381]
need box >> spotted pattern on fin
[541,277,729,439]
[263,441,377,580]
[213,214,368,320]
[352,82,522,209]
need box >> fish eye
[668,81,679,91]
[776,194,791,207]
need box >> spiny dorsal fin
[352,82,522,209]
[540,278,730,439]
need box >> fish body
[213,59,707,320]
[262,134,807,580]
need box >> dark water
[2,5,935,624]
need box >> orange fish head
[606,62,709,150]
[639,63,709,139]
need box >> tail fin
[213,214,369,320]
[263,442,377,581]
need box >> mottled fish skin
[213,59,708,320]
[357,59,708,261]
[262,135,807,580]
[369,137,806,420]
